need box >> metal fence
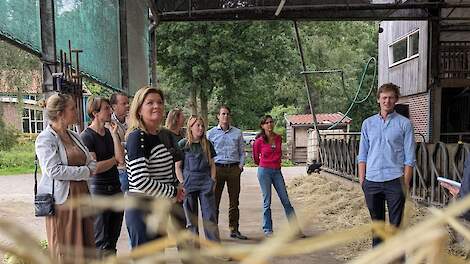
[318,133,469,207]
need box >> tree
[156,21,300,128]
[156,21,379,131]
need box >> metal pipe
[292,20,322,162]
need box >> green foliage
[281,159,295,167]
[156,21,378,132]
[267,105,300,127]
[84,79,114,97]
[298,21,379,130]
[0,106,18,151]
[0,40,39,70]
[2,240,47,264]
[156,21,301,129]
[0,40,40,94]
[0,125,18,151]
[0,140,35,175]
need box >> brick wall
[1,103,21,130]
[398,92,430,142]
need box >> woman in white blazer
[35,93,97,263]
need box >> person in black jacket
[440,152,470,220]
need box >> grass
[0,141,36,176]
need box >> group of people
[39,81,464,263]
[35,85,300,263]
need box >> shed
[285,113,351,164]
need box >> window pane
[22,119,30,133]
[410,32,419,56]
[37,122,43,132]
[30,109,35,120]
[31,122,36,133]
[36,110,43,121]
[23,108,29,118]
[392,39,407,63]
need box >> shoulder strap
[34,155,38,195]
[34,155,54,196]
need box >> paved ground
[0,167,341,263]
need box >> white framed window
[388,30,419,67]
[22,108,43,133]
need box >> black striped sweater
[125,129,181,198]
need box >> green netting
[0,0,41,53]
[55,0,121,90]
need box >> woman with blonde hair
[35,93,97,263]
[124,86,184,248]
[176,115,220,242]
[165,107,186,141]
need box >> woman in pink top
[253,115,300,237]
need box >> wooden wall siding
[286,125,293,160]
[441,32,470,42]
[378,21,428,96]
[295,127,308,147]
[398,92,430,142]
[294,147,307,164]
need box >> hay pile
[287,174,371,261]
[287,173,469,261]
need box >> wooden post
[39,0,57,97]
[119,0,129,94]
[39,0,57,129]
[149,24,159,88]
[429,5,441,143]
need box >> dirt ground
[0,167,342,264]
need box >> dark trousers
[125,207,162,248]
[125,201,190,249]
[362,178,406,247]
[214,166,241,232]
[90,185,123,257]
[184,186,220,242]
[94,209,124,256]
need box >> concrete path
[0,167,341,263]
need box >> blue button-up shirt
[207,125,245,165]
[358,112,415,182]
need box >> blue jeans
[125,207,163,248]
[118,169,129,193]
[257,167,296,234]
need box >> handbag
[34,155,55,217]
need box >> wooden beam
[440,79,470,88]
[39,0,57,95]
[119,0,129,93]
[149,27,158,88]
[429,3,441,143]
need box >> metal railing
[440,41,470,79]
[318,132,469,206]
[440,132,470,143]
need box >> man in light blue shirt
[207,105,247,240]
[358,83,415,247]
